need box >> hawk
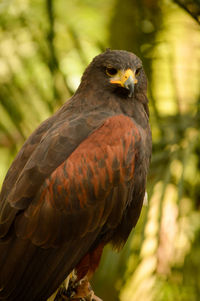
[0,49,152,301]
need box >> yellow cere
[110,68,138,87]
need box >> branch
[46,0,58,72]
[173,0,200,24]
[46,0,74,101]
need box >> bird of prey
[0,49,152,301]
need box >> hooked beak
[110,69,138,97]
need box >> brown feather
[0,49,152,300]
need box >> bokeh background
[0,0,200,300]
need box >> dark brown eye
[135,67,142,76]
[106,67,118,76]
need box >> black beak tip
[127,84,134,97]
[124,77,135,98]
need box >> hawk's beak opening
[110,69,138,98]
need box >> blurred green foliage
[0,0,200,300]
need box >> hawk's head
[77,49,147,99]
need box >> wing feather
[0,110,112,237]
[14,114,141,247]
[0,113,142,300]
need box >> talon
[63,277,102,301]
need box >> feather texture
[0,49,152,301]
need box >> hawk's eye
[106,67,118,76]
[135,67,142,76]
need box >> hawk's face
[78,49,147,99]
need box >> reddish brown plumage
[76,244,104,281]
[0,49,151,300]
